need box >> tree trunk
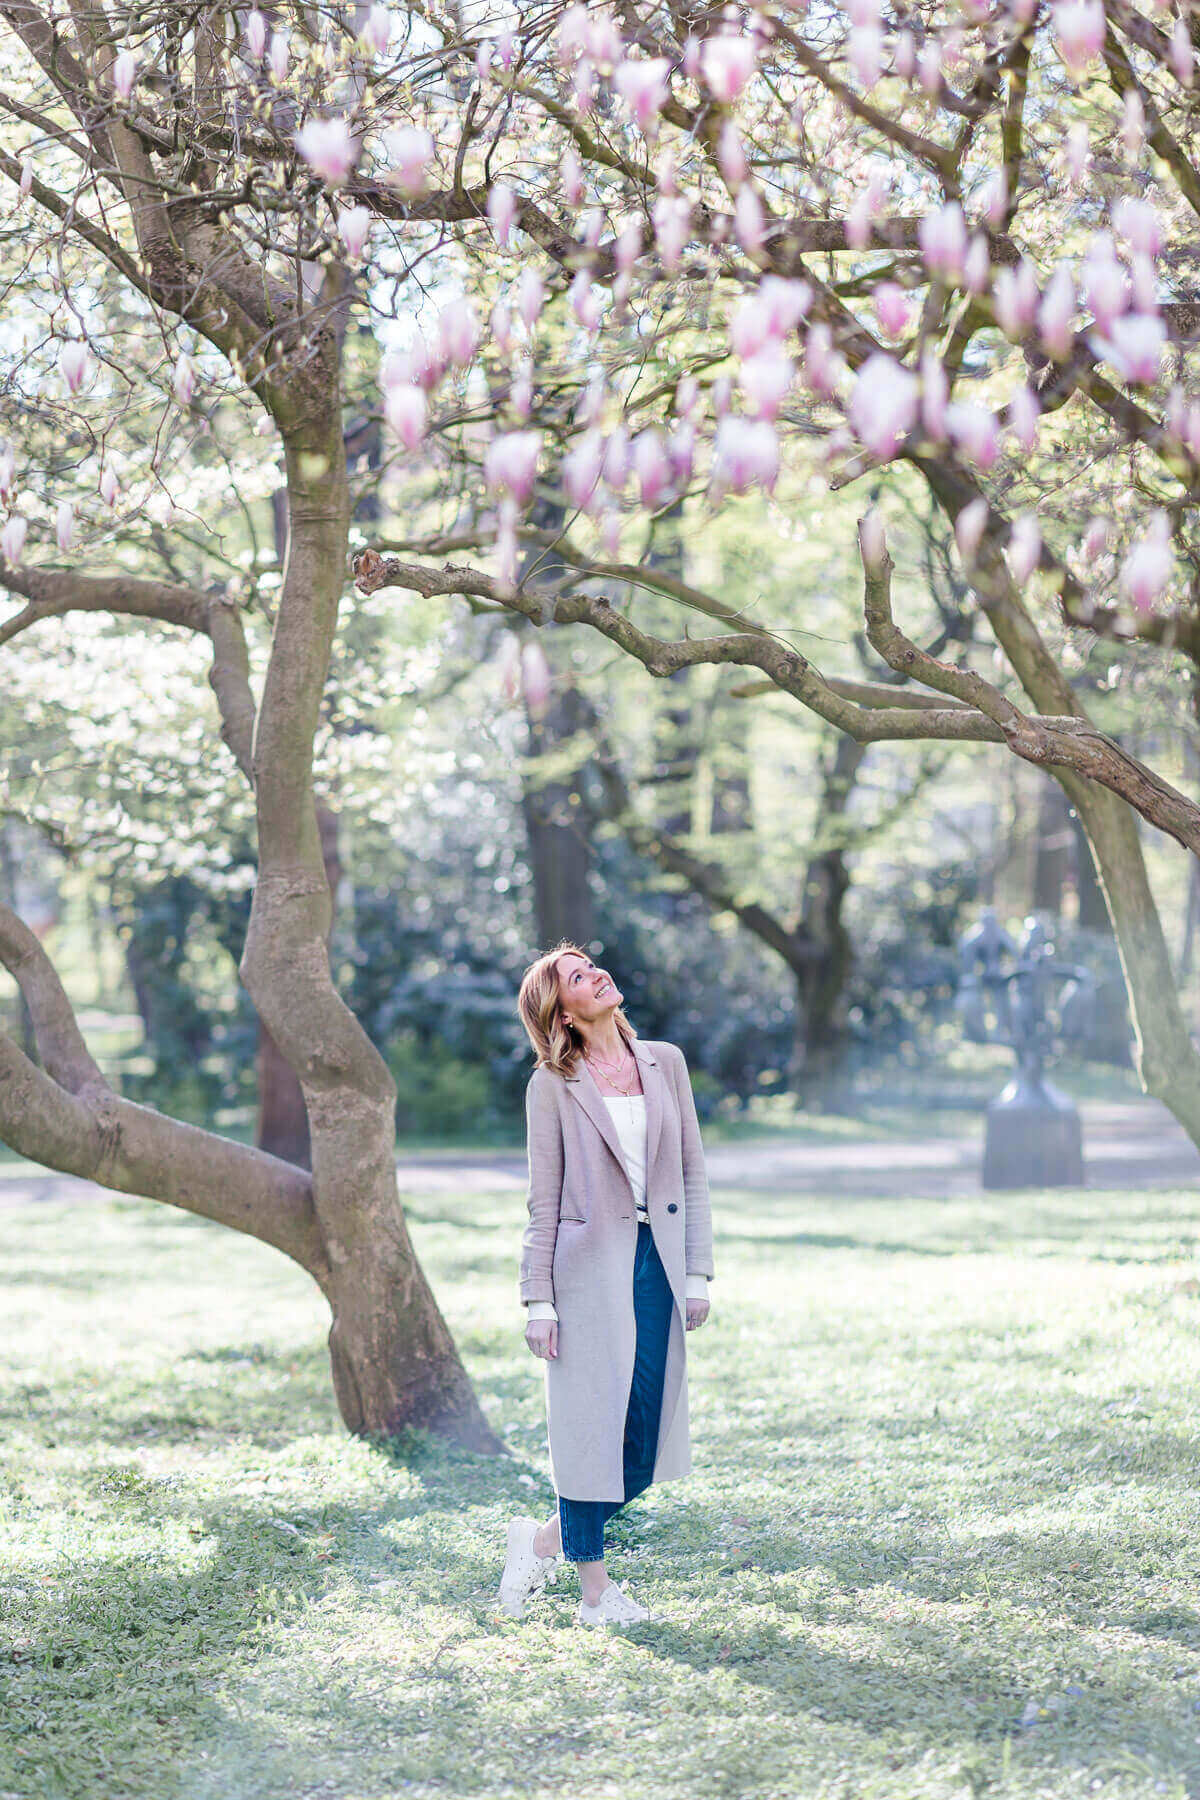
[1032,776,1072,915]
[788,736,865,1103]
[521,677,595,947]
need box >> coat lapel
[564,1037,663,1189]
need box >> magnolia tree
[2,0,1200,1447]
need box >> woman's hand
[685,1296,710,1331]
[525,1318,558,1360]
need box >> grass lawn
[4,1175,1200,1800]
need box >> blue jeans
[558,1221,673,1564]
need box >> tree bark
[520,677,595,947]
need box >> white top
[602,1094,649,1220]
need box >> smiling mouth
[597,980,613,995]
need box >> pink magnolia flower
[849,23,883,89]
[945,400,1000,469]
[1082,516,1109,560]
[296,117,356,186]
[615,220,642,276]
[734,186,765,257]
[917,39,942,94]
[1130,252,1157,312]
[385,126,434,198]
[521,640,552,716]
[556,5,589,65]
[1066,120,1091,181]
[1184,402,1200,462]
[1089,313,1167,385]
[510,364,533,421]
[1007,513,1042,586]
[954,497,989,562]
[1054,0,1105,77]
[268,31,290,84]
[701,35,757,105]
[487,182,518,248]
[244,10,267,59]
[563,431,604,510]
[1172,17,1194,86]
[571,60,596,113]
[804,322,844,399]
[992,259,1040,337]
[979,168,1008,228]
[438,299,480,367]
[112,49,138,101]
[614,58,669,135]
[716,120,748,189]
[1082,237,1129,330]
[667,421,695,487]
[964,234,991,296]
[1113,197,1162,259]
[848,353,919,460]
[569,271,601,330]
[475,39,493,83]
[675,376,700,418]
[1038,266,1077,359]
[490,300,513,354]
[515,268,545,330]
[485,430,541,505]
[859,507,888,573]
[711,417,779,496]
[55,500,74,553]
[495,29,517,70]
[561,145,584,208]
[739,350,795,421]
[337,204,371,260]
[653,195,691,270]
[920,348,948,437]
[894,29,916,78]
[601,426,630,490]
[874,281,912,338]
[360,5,391,56]
[18,159,32,199]
[173,352,196,405]
[918,201,966,283]
[1,515,26,564]
[384,383,426,451]
[59,340,90,394]
[0,447,14,497]
[1120,511,1172,611]
[99,465,119,507]
[633,430,672,509]
[497,633,521,702]
[1006,384,1041,451]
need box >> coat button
[667,1203,678,1213]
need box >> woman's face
[556,953,623,1030]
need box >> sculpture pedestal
[982,1073,1085,1190]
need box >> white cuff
[525,1301,558,1322]
[685,1274,711,1301]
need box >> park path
[0,1098,1196,1207]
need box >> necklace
[584,1048,640,1096]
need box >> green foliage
[386,1030,492,1141]
[5,1178,1200,1799]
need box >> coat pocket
[558,1188,587,1224]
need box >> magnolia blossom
[485,430,541,505]
[1120,511,1172,611]
[917,39,942,94]
[18,159,32,199]
[487,182,518,248]
[99,465,119,506]
[945,400,1000,469]
[804,321,844,399]
[894,28,916,78]
[993,259,1040,337]
[521,640,552,717]
[613,57,669,134]
[979,168,1008,228]
[1113,196,1162,258]
[569,271,601,330]
[1006,384,1041,451]
[59,340,90,394]
[920,348,948,437]
[1,515,26,563]
[1172,17,1194,86]
[1007,513,1042,586]
[1120,89,1145,160]
[1038,266,1077,359]
[711,418,779,495]
[675,376,700,418]
[1082,236,1129,330]
[1066,120,1091,182]
[561,144,584,208]
[296,117,355,185]
[360,4,391,55]
[1130,252,1157,312]
[739,351,794,421]
[963,235,991,296]
[112,49,138,101]
[0,447,13,497]
[633,430,672,509]
[1082,516,1109,561]
[734,186,765,257]
[716,121,748,188]
[601,426,631,490]
[55,500,75,553]
[384,383,426,451]
[848,353,919,460]
[337,205,371,260]
[954,497,989,563]
[1089,313,1167,385]
[438,299,480,367]
[701,35,757,104]
[515,268,545,330]
[615,220,642,277]
[918,201,967,282]
[859,508,888,573]
[1054,0,1105,76]
[667,422,695,488]
[244,10,267,59]
[510,364,533,421]
[385,125,434,197]
[173,352,196,405]
[875,281,912,338]
[563,431,603,510]
[653,195,691,270]
[268,31,290,83]
[848,23,883,89]
[491,300,514,354]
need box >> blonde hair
[517,939,637,1077]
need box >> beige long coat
[519,1037,714,1502]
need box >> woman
[498,940,714,1627]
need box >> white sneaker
[577,1581,650,1627]
[497,1516,560,1617]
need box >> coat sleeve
[519,1070,563,1304]
[669,1044,715,1281]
